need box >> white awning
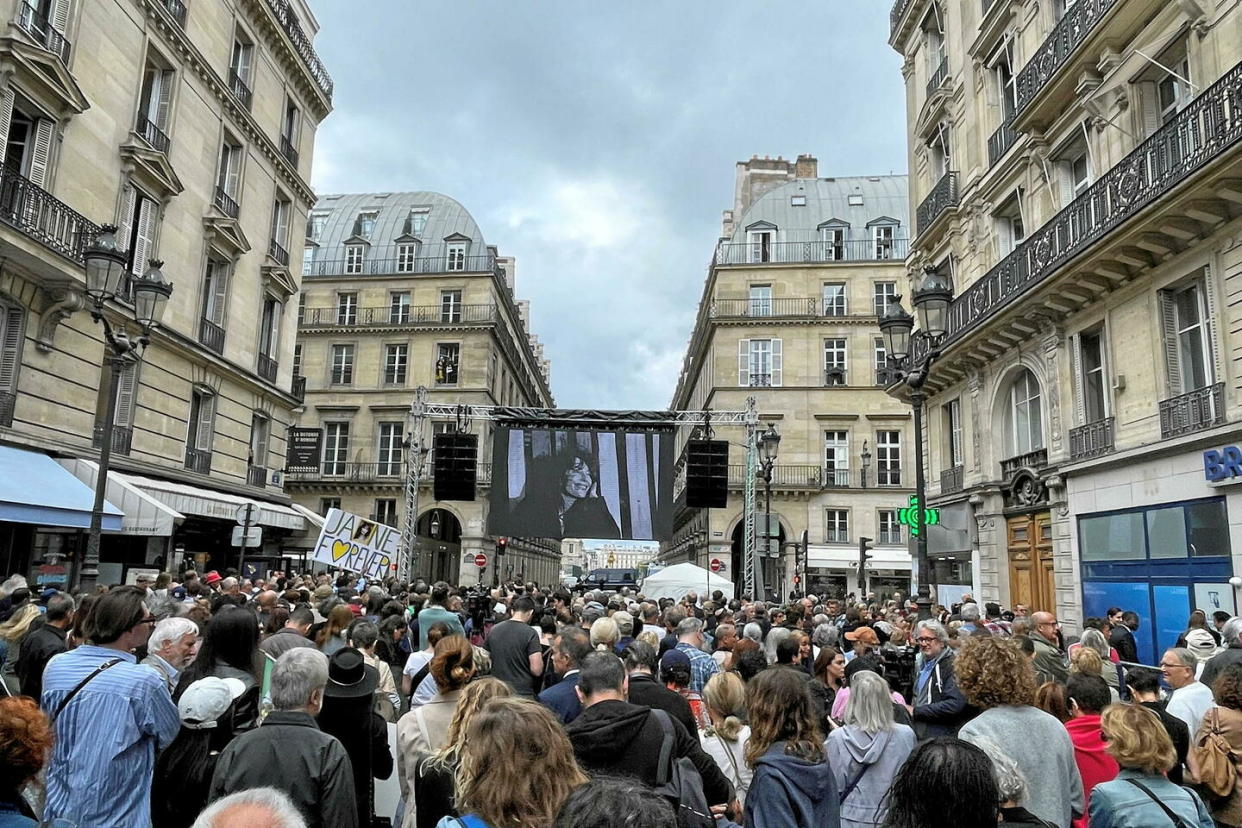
[115,473,306,531]
[291,502,325,529]
[57,458,182,537]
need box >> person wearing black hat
[317,647,393,827]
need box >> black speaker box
[685,439,729,509]
[433,433,478,502]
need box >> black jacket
[318,699,394,826]
[15,621,66,702]
[209,710,358,828]
[566,699,733,805]
[1201,645,1242,688]
[1109,626,1138,664]
[1141,700,1189,785]
[626,672,698,738]
[911,651,973,739]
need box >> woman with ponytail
[701,671,753,806]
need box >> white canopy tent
[640,562,734,601]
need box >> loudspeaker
[433,433,478,502]
[685,439,729,509]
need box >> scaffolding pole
[401,387,429,582]
[742,397,760,600]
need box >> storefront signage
[286,428,323,474]
[311,508,398,579]
[896,496,940,537]
[1204,446,1242,484]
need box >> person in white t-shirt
[1163,646,1215,736]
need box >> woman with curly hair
[1189,662,1242,826]
[956,636,1083,828]
[882,737,1000,828]
[0,697,52,826]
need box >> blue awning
[0,445,123,530]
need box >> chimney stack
[795,154,818,179]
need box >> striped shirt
[675,641,720,694]
[41,644,181,828]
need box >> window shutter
[1069,334,1085,425]
[114,361,138,427]
[265,299,282,355]
[116,183,136,252]
[1201,266,1222,385]
[253,419,269,467]
[26,119,53,189]
[49,0,69,32]
[273,202,289,245]
[155,70,173,130]
[0,305,24,392]
[1137,81,1161,140]
[236,44,253,83]
[223,147,241,198]
[738,339,750,386]
[130,196,156,276]
[195,393,215,451]
[0,89,15,169]
[1159,291,1183,396]
[206,261,229,325]
[771,338,783,387]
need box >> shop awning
[0,446,122,530]
[57,458,183,537]
[291,503,325,530]
[114,473,307,531]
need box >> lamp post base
[915,586,933,621]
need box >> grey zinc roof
[728,174,910,243]
[310,191,488,252]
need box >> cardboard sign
[311,509,399,579]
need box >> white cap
[1185,628,1220,663]
[178,677,246,729]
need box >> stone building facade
[890,0,1242,660]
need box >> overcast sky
[307,1,907,410]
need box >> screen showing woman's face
[562,456,593,498]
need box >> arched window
[1008,368,1044,456]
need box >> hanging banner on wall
[311,508,398,579]
[286,428,323,474]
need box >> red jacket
[1065,714,1119,828]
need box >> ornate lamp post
[860,440,871,489]
[879,266,954,621]
[755,423,780,600]
[80,226,172,590]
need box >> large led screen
[488,426,674,541]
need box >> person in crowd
[316,605,354,656]
[1034,680,1071,723]
[565,652,734,810]
[1178,609,1222,647]
[208,648,357,828]
[674,616,719,694]
[810,645,846,733]
[41,585,180,828]
[484,595,543,696]
[958,602,983,636]
[831,656,908,725]
[1203,616,1242,688]
[14,592,73,702]
[1073,628,1122,694]
[712,623,738,669]
[956,636,1084,828]
[1189,662,1242,826]
[701,670,753,806]
[407,677,511,828]
[416,585,464,653]
[152,676,246,828]
[404,621,452,702]
[397,633,475,793]
[0,696,53,827]
[436,697,587,828]
[843,626,880,662]
[175,606,261,734]
[552,776,677,828]
[908,619,970,739]
[715,666,837,828]
[969,737,1057,828]
[1029,612,1069,685]
[1065,675,1118,828]
[316,648,393,827]
[1184,627,1221,675]
[260,606,317,660]
[828,670,915,828]
[1106,610,1140,665]
[190,787,307,828]
[1088,704,1213,828]
[588,615,619,653]
[1163,646,1215,737]
[883,737,1001,828]
[660,648,710,730]
[538,626,591,724]
[376,614,409,680]
[141,616,199,695]
[621,640,697,736]
[1123,667,1189,785]
[347,620,400,718]
[1070,647,1120,704]
[0,588,39,675]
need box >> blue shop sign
[1204,446,1242,484]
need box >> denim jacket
[1087,769,1213,828]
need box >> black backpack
[651,710,716,828]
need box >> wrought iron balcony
[711,297,886,319]
[1070,417,1115,460]
[280,135,299,167]
[214,186,239,219]
[879,529,903,545]
[299,304,496,328]
[0,390,14,428]
[0,166,97,263]
[729,464,828,489]
[1160,384,1224,439]
[926,55,948,99]
[287,462,495,486]
[93,423,132,456]
[824,367,847,386]
[198,317,225,354]
[136,115,170,154]
[823,468,852,488]
[988,117,1019,168]
[228,70,253,111]
[912,59,1242,364]
[160,0,187,27]
[876,468,903,487]
[825,529,850,544]
[915,171,958,235]
[747,374,772,388]
[264,0,334,100]
[302,244,497,278]
[291,374,306,402]
[715,238,909,266]
[268,239,290,266]
[1014,0,1117,116]
[247,465,267,487]
[1001,448,1048,479]
[257,353,277,383]
[185,447,212,474]
[16,2,70,63]
[940,465,964,494]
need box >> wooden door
[1008,512,1055,612]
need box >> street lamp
[860,440,871,489]
[80,226,172,591]
[879,266,954,621]
[756,423,780,600]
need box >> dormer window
[345,244,365,275]
[746,222,777,263]
[848,194,864,207]
[407,208,429,236]
[355,210,378,239]
[397,242,418,273]
[306,211,328,241]
[790,194,806,207]
[867,218,901,260]
[446,239,469,271]
[818,221,848,261]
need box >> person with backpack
[827,670,914,828]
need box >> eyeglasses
[1159,662,1187,670]
[134,615,156,627]
[914,636,938,644]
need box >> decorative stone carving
[968,367,983,472]
[1005,470,1049,509]
[36,288,84,352]
[1042,329,1063,453]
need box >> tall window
[823,338,847,385]
[355,210,378,239]
[306,211,328,242]
[1156,54,1192,126]
[331,344,354,384]
[281,100,300,154]
[822,282,846,316]
[397,243,418,273]
[873,282,897,317]
[825,509,849,543]
[292,343,302,376]
[1008,369,1044,455]
[993,40,1017,122]
[216,140,242,202]
[118,185,158,284]
[201,259,229,328]
[377,422,403,476]
[336,292,357,325]
[138,60,174,138]
[878,510,902,545]
[186,390,215,466]
[1164,280,1213,394]
[928,127,952,179]
[322,422,349,476]
[390,291,410,324]
[374,498,398,526]
[344,244,364,275]
[446,242,467,271]
[270,198,291,251]
[873,225,896,260]
[435,343,459,385]
[249,414,269,471]
[748,227,774,263]
[257,297,280,359]
[440,290,462,323]
[1079,329,1108,422]
[384,343,408,385]
[874,338,889,384]
[229,35,253,88]
[945,398,963,467]
[824,431,849,487]
[994,194,1025,256]
[738,338,782,387]
[820,225,845,260]
[749,285,772,317]
[876,430,901,486]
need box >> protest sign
[311,508,399,579]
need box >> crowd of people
[1,569,1241,827]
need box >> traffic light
[495,537,508,556]
[858,536,873,592]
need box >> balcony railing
[268,238,290,266]
[912,59,1242,364]
[1014,0,1117,116]
[136,115,169,154]
[264,0,334,100]
[715,238,909,266]
[198,317,225,354]
[729,464,831,488]
[876,469,903,487]
[746,374,772,388]
[823,468,852,488]
[257,353,277,383]
[0,390,14,427]
[824,368,847,386]
[825,529,850,544]
[988,117,1019,167]
[889,0,915,37]
[0,166,97,263]
[302,246,497,278]
[926,56,948,99]
[300,304,497,329]
[916,171,959,235]
[1069,417,1115,460]
[93,423,132,456]
[185,447,212,474]
[286,462,496,486]
[247,465,267,487]
[879,530,903,545]
[291,374,306,402]
[940,465,964,494]
[228,70,253,111]
[214,186,239,219]
[1001,448,1048,479]
[280,134,299,167]
[160,0,187,27]
[1160,384,1224,439]
[710,297,868,319]
[876,366,902,386]
[16,2,70,63]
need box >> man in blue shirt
[415,582,464,650]
[673,616,718,694]
[42,585,180,828]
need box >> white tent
[641,562,734,600]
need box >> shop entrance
[1007,511,1054,613]
[417,508,461,583]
